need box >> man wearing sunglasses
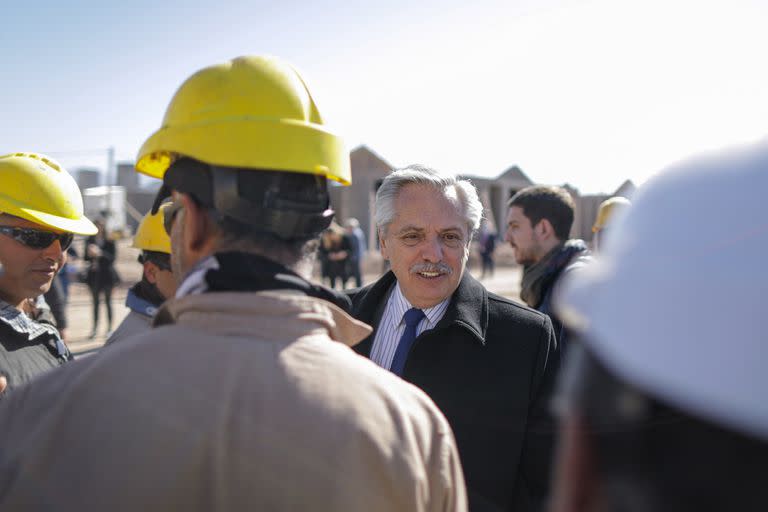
[0,152,97,396]
[105,204,177,345]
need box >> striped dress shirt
[369,283,450,371]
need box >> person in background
[591,196,631,251]
[58,244,79,299]
[318,223,351,290]
[0,56,467,511]
[105,204,177,345]
[550,140,768,512]
[505,185,591,355]
[84,219,120,338]
[42,274,68,341]
[0,152,96,396]
[478,220,496,279]
[344,217,366,288]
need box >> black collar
[155,252,351,327]
[353,270,488,346]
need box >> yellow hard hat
[592,196,631,233]
[136,55,351,185]
[131,203,171,254]
[0,152,97,235]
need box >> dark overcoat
[348,271,559,512]
[84,237,119,290]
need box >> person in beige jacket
[0,56,467,512]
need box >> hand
[0,375,7,394]
[58,328,68,342]
[330,251,348,261]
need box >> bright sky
[2,0,766,194]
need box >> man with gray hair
[348,165,560,511]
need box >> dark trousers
[90,285,114,332]
[481,254,495,278]
[346,260,362,289]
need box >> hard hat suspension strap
[211,167,334,240]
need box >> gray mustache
[410,262,452,275]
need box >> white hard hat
[556,139,768,442]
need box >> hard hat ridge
[0,152,97,235]
[136,55,351,184]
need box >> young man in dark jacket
[505,186,591,355]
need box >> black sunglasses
[163,201,184,235]
[0,226,74,250]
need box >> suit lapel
[432,271,488,344]
[350,271,489,356]
[349,272,396,357]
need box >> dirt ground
[65,239,523,354]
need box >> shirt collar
[352,270,489,346]
[125,289,159,318]
[389,282,450,328]
[0,297,68,356]
[175,255,220,299]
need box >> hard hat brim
[135,118,351,185]
[19,207,98,235]
[130,241,171,253]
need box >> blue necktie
[390,308,425,376]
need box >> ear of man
[177,193,224,260]
[180,193,213,252]
[143,261,159,284]
[535,217,556,241]
[378,228,390,260]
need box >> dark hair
[139,250,171,271]
[564,345,768,511]
[213,215,320,268]
[508,186,574,240]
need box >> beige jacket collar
[154,290,372,347]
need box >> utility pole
[105,146,115,231]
